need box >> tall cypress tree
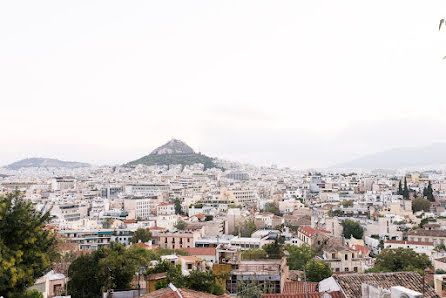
[403,177,409,199]
[427,181,435,202]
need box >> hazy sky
[1,0,446,168]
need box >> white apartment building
[157,203,175,216]
[51,203,88,222]
[384,240,435,259]
[124,184,169,196]
[124,197,153,219]
[51,177,75,191]
[230,188,258,204]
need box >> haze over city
[2,0,446,168]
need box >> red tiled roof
[385,240,434,246]
[333,272,437,298]
[349,244,371,256]
[283,281,318,293]
[180,247,216,256]
[132,242,150,249]
[298,226,331,238]
[141,287,226,297]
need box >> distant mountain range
[125,139,219,170]
[4,158,90,170]
[333,143,446,169]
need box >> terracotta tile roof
[333,271,438,298]
[385,240,434,246]
[298,226,331,238]
[262,291,344,298]
[283,281,318,293]
[178,256,203,262]
[146,272,167,281]
[180,247,216,256]
[349,244,371,256]
[132,242,150,249]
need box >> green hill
[125,139,220,170]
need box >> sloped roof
[333,271,438,298]
[141,287,228,297]
[283,281,318,293]
[180,247,216,256]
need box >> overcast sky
[1,0,446,168]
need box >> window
[335,268,340,272]
[345,267,349,272]
[332,253,336,259]
[345,254,348,260]
[354,267,358,272]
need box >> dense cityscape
[2,139,446,297]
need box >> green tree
[24,289,44,298]
[205,215,214,221]
[412,197,431,213]
[175,219,187,230]
[264,202,280,216]
[367,248,431,274]
[237,280,263,298]
[285,244,317,270]
[68,243,158,297]
[426,181,435,202]
[341,219,364,239]
[67,252,103,298]
[241,248,267,260]
[173,199,184,215]
[262,238,284,259]
[102,218,114,229]
[130,228,152,244]
[341,200,353,208]
[233,218,257,237]
[0,192,57,298]
[305,260,332,282]
[403,177,410,200]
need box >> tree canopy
[341,219,364,239]
[423,181,435,202]
[233,218,257,237]
[130,228,152,244]
[150,261,225,295]
[173,199,184,215]
[412,197,431,213]
[175,219,187,230]
[0,192,57,298]
[366,248,431,274]
[68,243,158,297]
[305,260,332,282]
[262,238,284,259]
[264,202,280,216]
[285,244,317,270]
[241,248,267,260]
